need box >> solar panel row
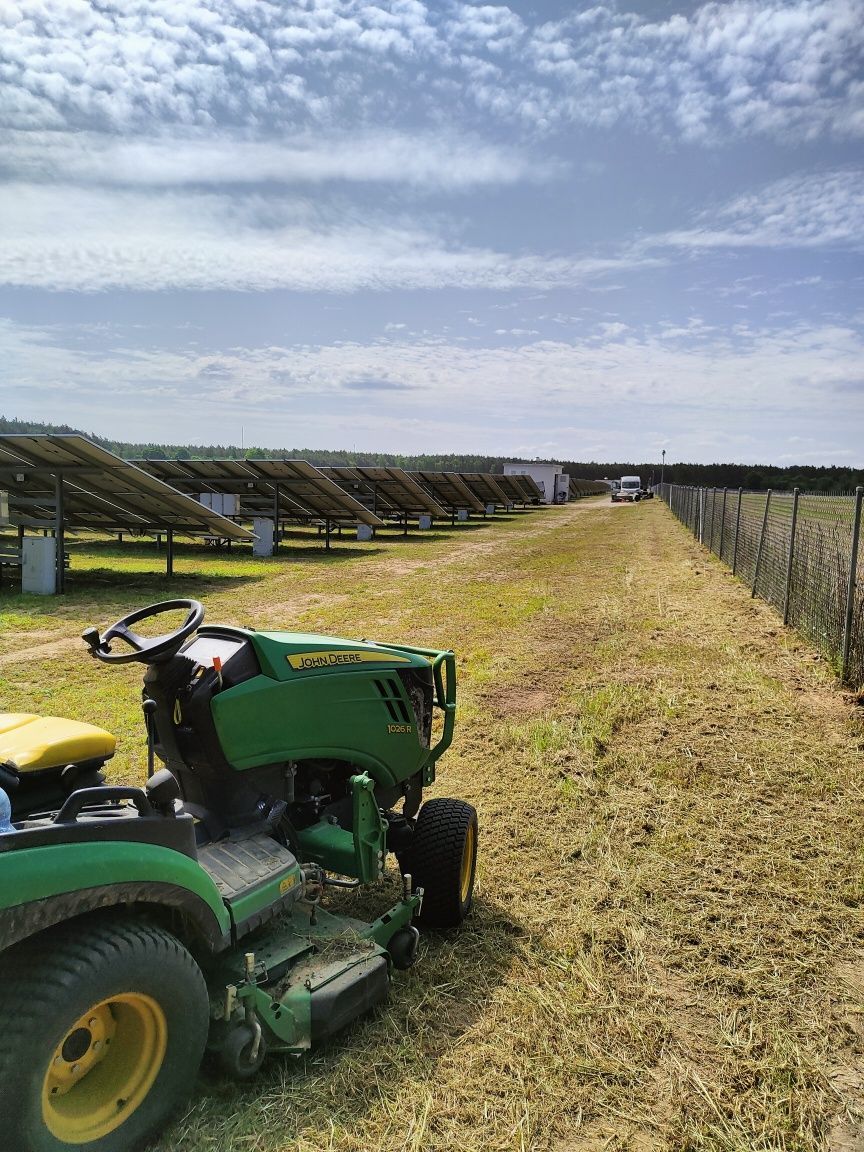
[0,436,256,591]
[0,435,581,593]
[0,436,255,540]
[321,467,446,520]
[135,458,384,529]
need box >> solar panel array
[322,466,446,519]
[0,436,252,540]
[458,473,511,508]
[0,436,605,593]
[411,471,485,515]
[568,477,610,499]
[135,458,383,528]
[500,474,544,504]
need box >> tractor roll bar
[375,644,456,764]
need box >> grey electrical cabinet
[22,537,57,595]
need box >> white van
[617,475,642,502]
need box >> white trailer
[503,463,569,505]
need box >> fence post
[782,488,800,625]
[732,488,743,575]
[751,489,772,598]
[841,486,863,684]
[719,488,728,562]
[699,488,704,543]
[709,488,718,550]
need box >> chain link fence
[660,484,864,688]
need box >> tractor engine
[142,638,435,843]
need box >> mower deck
[209,897,418,1055]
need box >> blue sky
[1,0,862,465]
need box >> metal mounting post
[54,475,65,594]
[783,488,800,625]
[706,488,715,551]
[732,488,743,575]
[841,487,863,684]
[751,490,772,597]
[719,488,728,562]
[166,529,174,578]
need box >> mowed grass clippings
[1,504,863,1151]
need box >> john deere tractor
[0,599,477,1152]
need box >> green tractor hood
[209,631,456,788]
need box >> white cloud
[527,0,864,142]
[0,128,559,190]
[0,183,658,292]
[3,314,861,460]
[5,315,862,420]
[1,0,861,144]
[646,168,864,252]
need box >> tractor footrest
[198,834,298,900]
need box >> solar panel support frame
[55,475,65,594]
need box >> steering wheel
[84,599,205,664]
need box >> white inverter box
[22,537,57,595]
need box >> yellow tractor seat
[0,713,116,774]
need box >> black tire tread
[0,915,208,1152]
[401,797,477,931]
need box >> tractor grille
[373,678,411,725]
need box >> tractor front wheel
[0,916,209,1152]
[400,798,478,930]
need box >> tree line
[1,417,861,493]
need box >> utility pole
[660,449,666,487]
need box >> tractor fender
[0,841,231,953]
[0,881,231,954]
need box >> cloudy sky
[1,0,862,465]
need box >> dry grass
[2,503,864,1151]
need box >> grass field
[2,500,864,1151]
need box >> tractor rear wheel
[0,916,209,1152]
[401,798,478,930]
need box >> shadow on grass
[389,517,499,537]
[166,892,521,1149]
[75,536,381,562]
[370,524,491,545]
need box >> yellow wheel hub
[42,993,167,1144]
[460,823,476,904]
